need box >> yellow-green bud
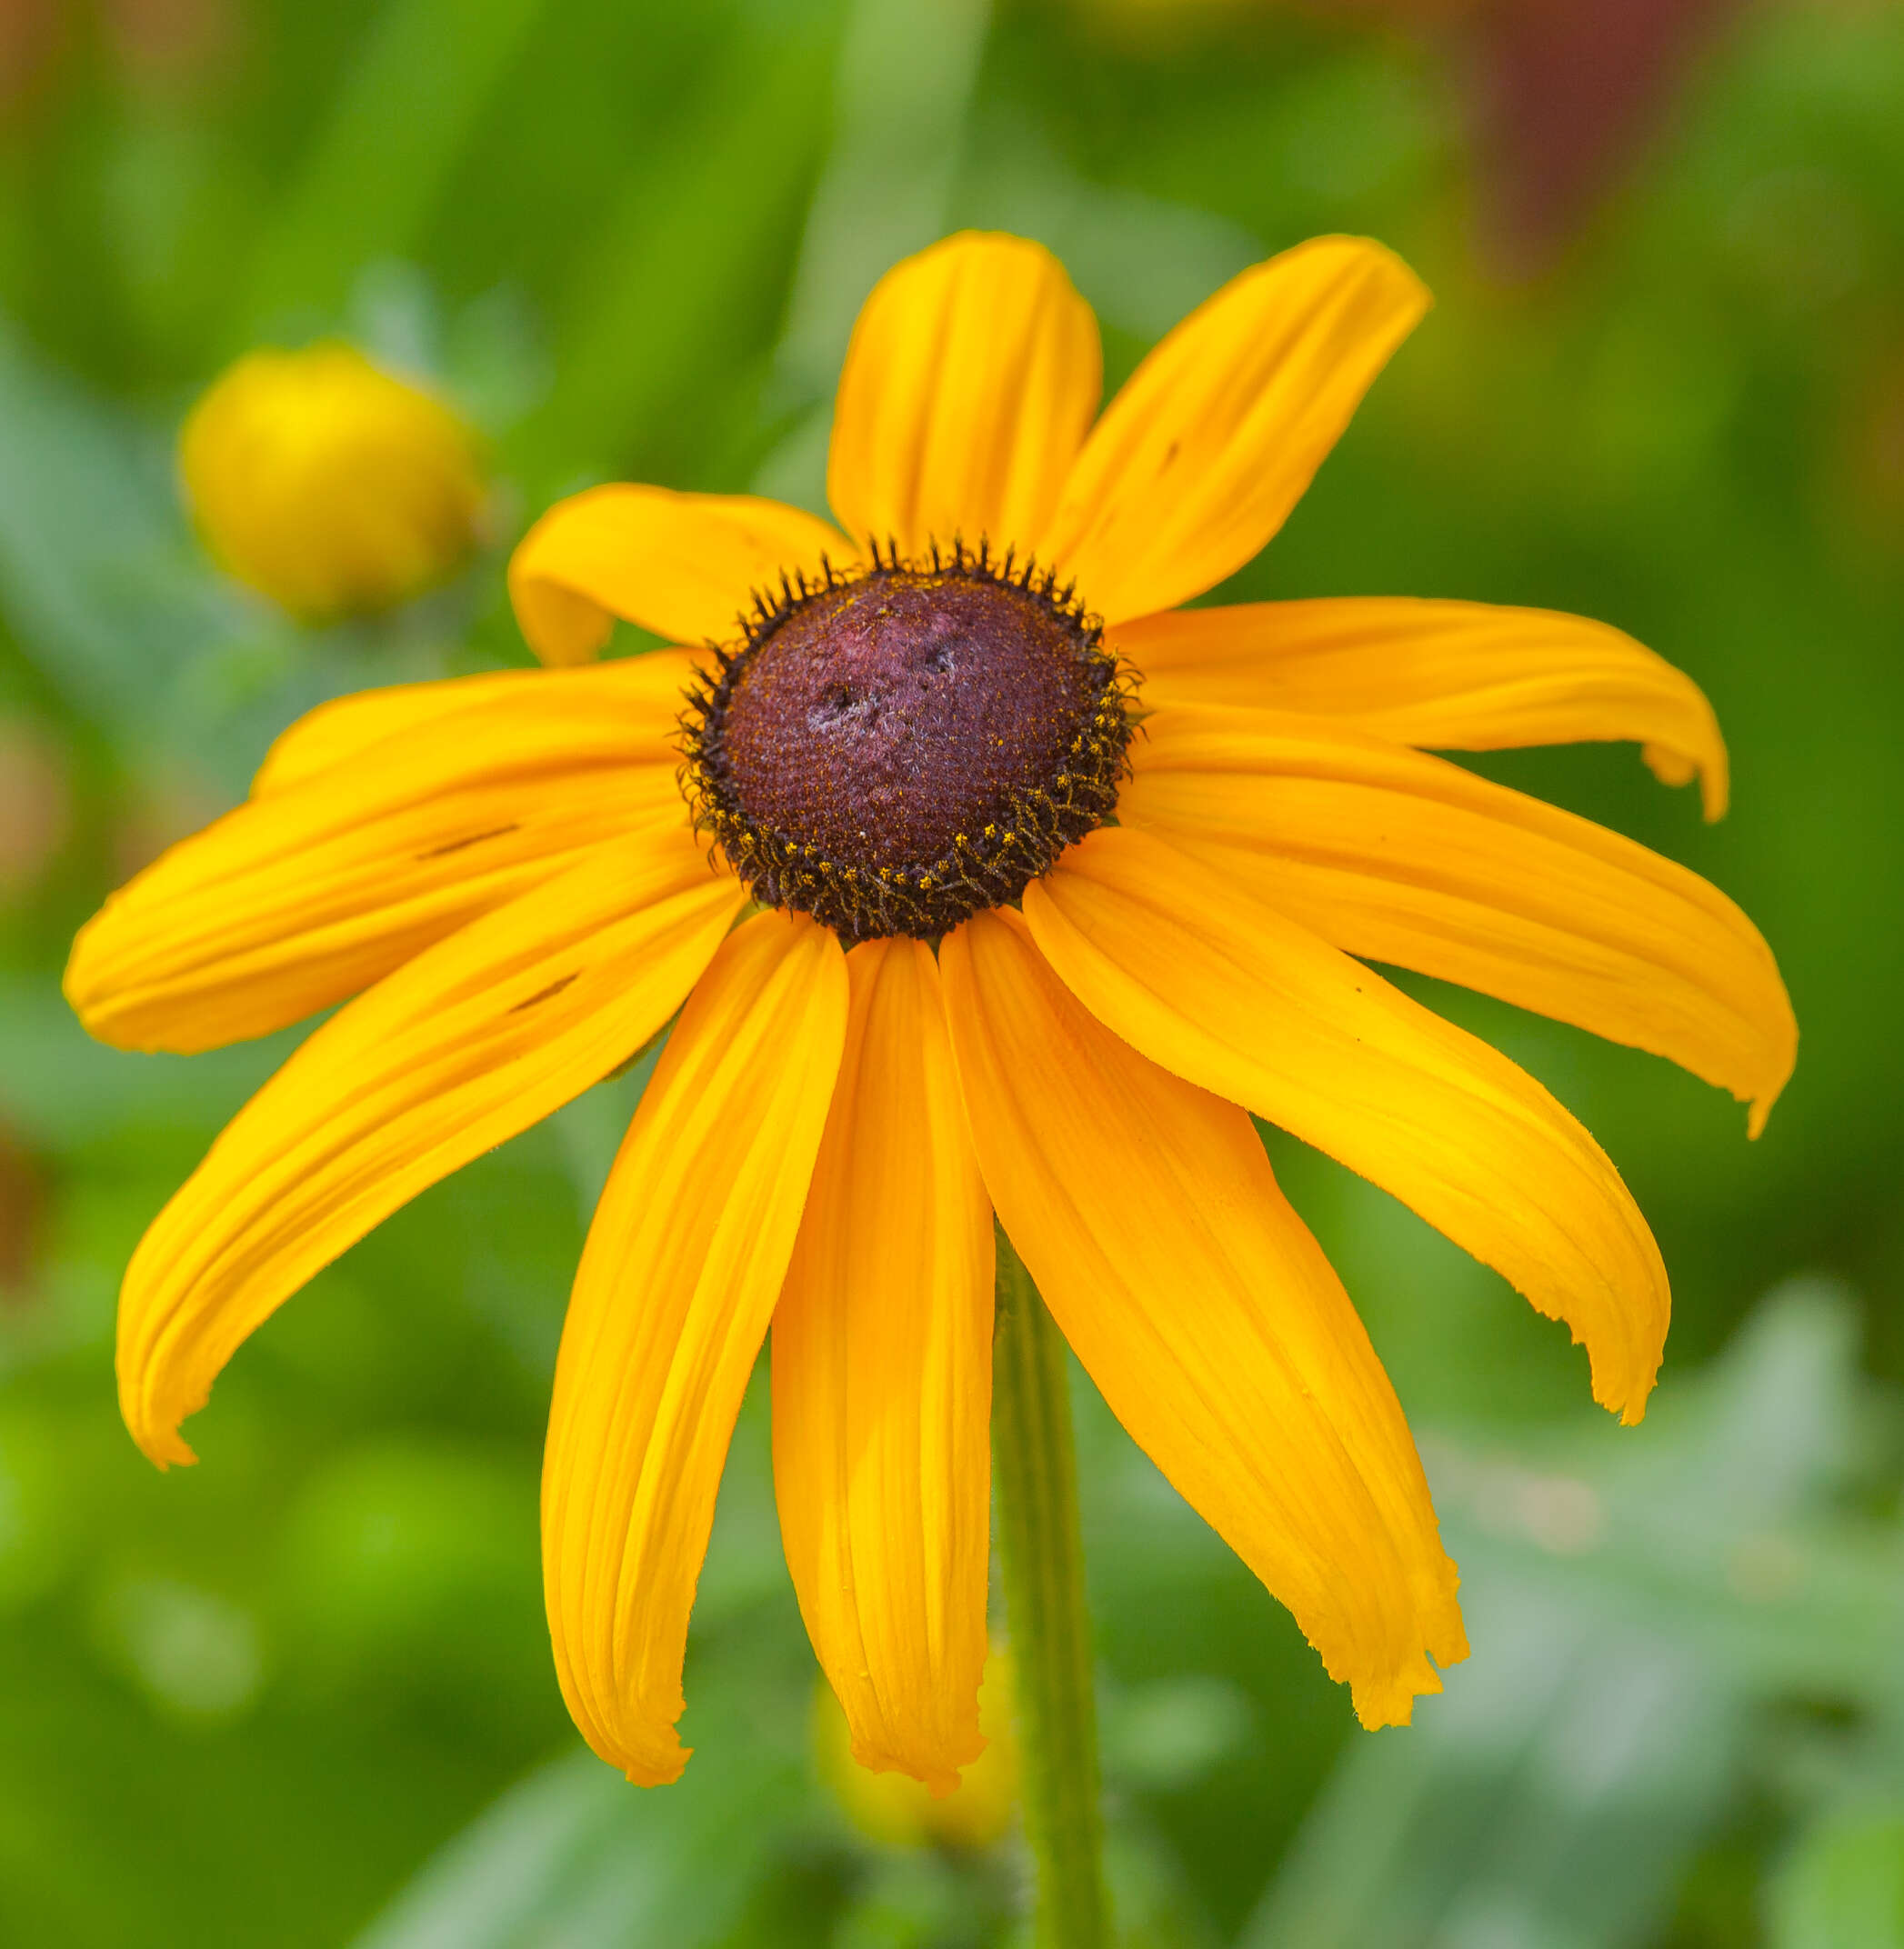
[812,1651,1019,1850]
[178,344,485,623]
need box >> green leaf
[1240,1283,1904,1949]
[351,1674,810,1949]
[0,315,455,797]
[1769,1808,1904,1949]
[504,13,838,498]
[242,0,559,336]
[0,316,239,732]
[0,974,289,1153]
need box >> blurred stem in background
[993,1234,1112,1949]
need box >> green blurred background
[2,0,1901,1943]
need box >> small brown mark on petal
[417,824,521,860]
[508,971,579,1014]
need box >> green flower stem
[992,1231,1111,1949]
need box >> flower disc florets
[682,541,1136,941]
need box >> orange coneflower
[66,231,1794,1793]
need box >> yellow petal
[117,829,745,1468]
[940,909,1467,1727]
[1124,706,1795,1134]
[814,1649,1018,1847]
[1041,237,1428,624]
[543,911,848,1784]
[773,939,994,1793]
[827,232,1101,560]
[508,485,856,666]
[1117,597,1730,819]
[1022,828,1669,1423]
[253,649,697,795]
[67,674,694,1054]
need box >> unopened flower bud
[179,344,484,623]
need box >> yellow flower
[67,233,1795,1792]
[816,1653,1018,1847]
[179,343,485,622]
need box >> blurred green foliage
[1,0,1901,1944]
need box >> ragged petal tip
[589,1722,689,1788]
[849,1729,982,1802]
[127,1415,197,1473]
[1349,1656,1444,1732]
